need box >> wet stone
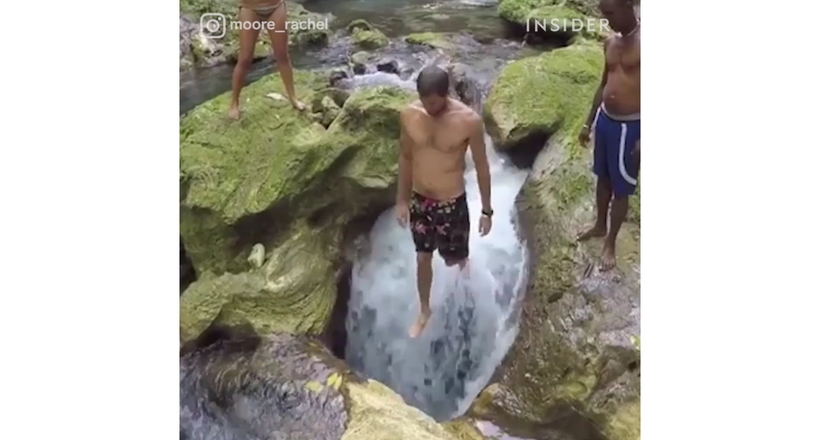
[180,333,348,440]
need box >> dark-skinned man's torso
[603,26,640,115]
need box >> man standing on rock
[396,66,493,338]
[577,0,640,271]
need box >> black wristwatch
[481,208,493,218]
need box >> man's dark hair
[416,66,450,97]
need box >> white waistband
[601,103,640,121]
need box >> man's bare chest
[409,121,468,153]
[606,38,640,70]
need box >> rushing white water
[345,74,530,418]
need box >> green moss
[180,220,340,342]
[180,0,233,17]
[405,32,453,50]
[180,70,412,275]
[441,419,486,440]
[497,0,605,39]
[604,400,640,440]
[352,28,389,50]
[485,41,603,150]
[342,380,462,440]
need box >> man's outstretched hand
[396,202,409,227]
[578,126,591,146]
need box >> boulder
[350,51,370,74]
[484,41,602,152]
[180,331,488,440]
[348,19,389,50]
[497,0,604,41]
[180,70,413,277]
[476,41,640,440]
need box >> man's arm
[583,38,611,129]
[468,114,491,213]
[397,109,413,205]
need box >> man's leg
[602,197,627,270]
[577,177,612,241]
[266,3,305,110]
[229,8,262,119]
[408,194,436,338]
[440,194,470,274]
[578,112,612,241]
[601,120,640,271]
[410,252,434,338]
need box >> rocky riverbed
[179,1,640,439]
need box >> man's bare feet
[409,308,431,338]
[228,105,240,120]
[576,225,607,242]
[601,242,616,271]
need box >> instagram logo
[200,13,226,39]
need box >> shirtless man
[228,0,306,119]
[577,0,640,271]
[396,66,493,338]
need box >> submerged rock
[350,51,370,74]
[405,32,454,50]
[180,331,486,440]
[476,41,640,440]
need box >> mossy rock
[350,51,370,74]
[347,19,374,33]
[180,70,413,276]
[179,221,340,342]
[181,332,487,440]
[348,20,388,50]
[405,32,453,50]
[476,42,640,440]
[484,41,602,151]
[497,0,604,39]
[352,28,389,50]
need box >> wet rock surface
[180,331,349,440]
[181,328,484,440]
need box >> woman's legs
[266,3,305,110]
[228,7,262,119]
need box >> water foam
[345,134,529,420]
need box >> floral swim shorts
[409,191,470,262]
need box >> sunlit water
[344,73,529,421]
